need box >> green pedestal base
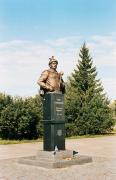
[43,93,65,151]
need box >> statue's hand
[46,84,54,91]
[49,86,54,91]
[60,71,64,76]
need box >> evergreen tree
[65,43,114,136]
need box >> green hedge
[0,93,43,139]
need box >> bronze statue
[37,56,65,96]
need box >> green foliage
[0,93,43,139]
[0,93,13,116]
[65,43,115,136]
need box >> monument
[19,56,92,168]
[37,56,65,151]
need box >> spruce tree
[65,43,114,136]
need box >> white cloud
[45,36,82,47]
[0,35,116,99]
[102,78,116,100]
[88,34,116,66]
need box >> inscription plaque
[57,129,62,136]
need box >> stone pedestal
[19,150,92,169]
[43,92,65,151]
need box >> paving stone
[0,136,116,180]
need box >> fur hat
[49,56,58,65]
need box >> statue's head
[49,56,58,69]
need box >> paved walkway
[0,136,116,180]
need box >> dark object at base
[19,150,92,169]
[73,150,78,157]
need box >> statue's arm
[37,70,48,89]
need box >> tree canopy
[65,43,114,136]
[0,94,43,139]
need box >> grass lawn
[67,132,116,139]
[0,138,42,145]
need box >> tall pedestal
[43,92,65,151]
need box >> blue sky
[0,0,116,40]
[0,0,116,100]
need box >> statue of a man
[37,56,65,96]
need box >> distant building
[110,100,116,120]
